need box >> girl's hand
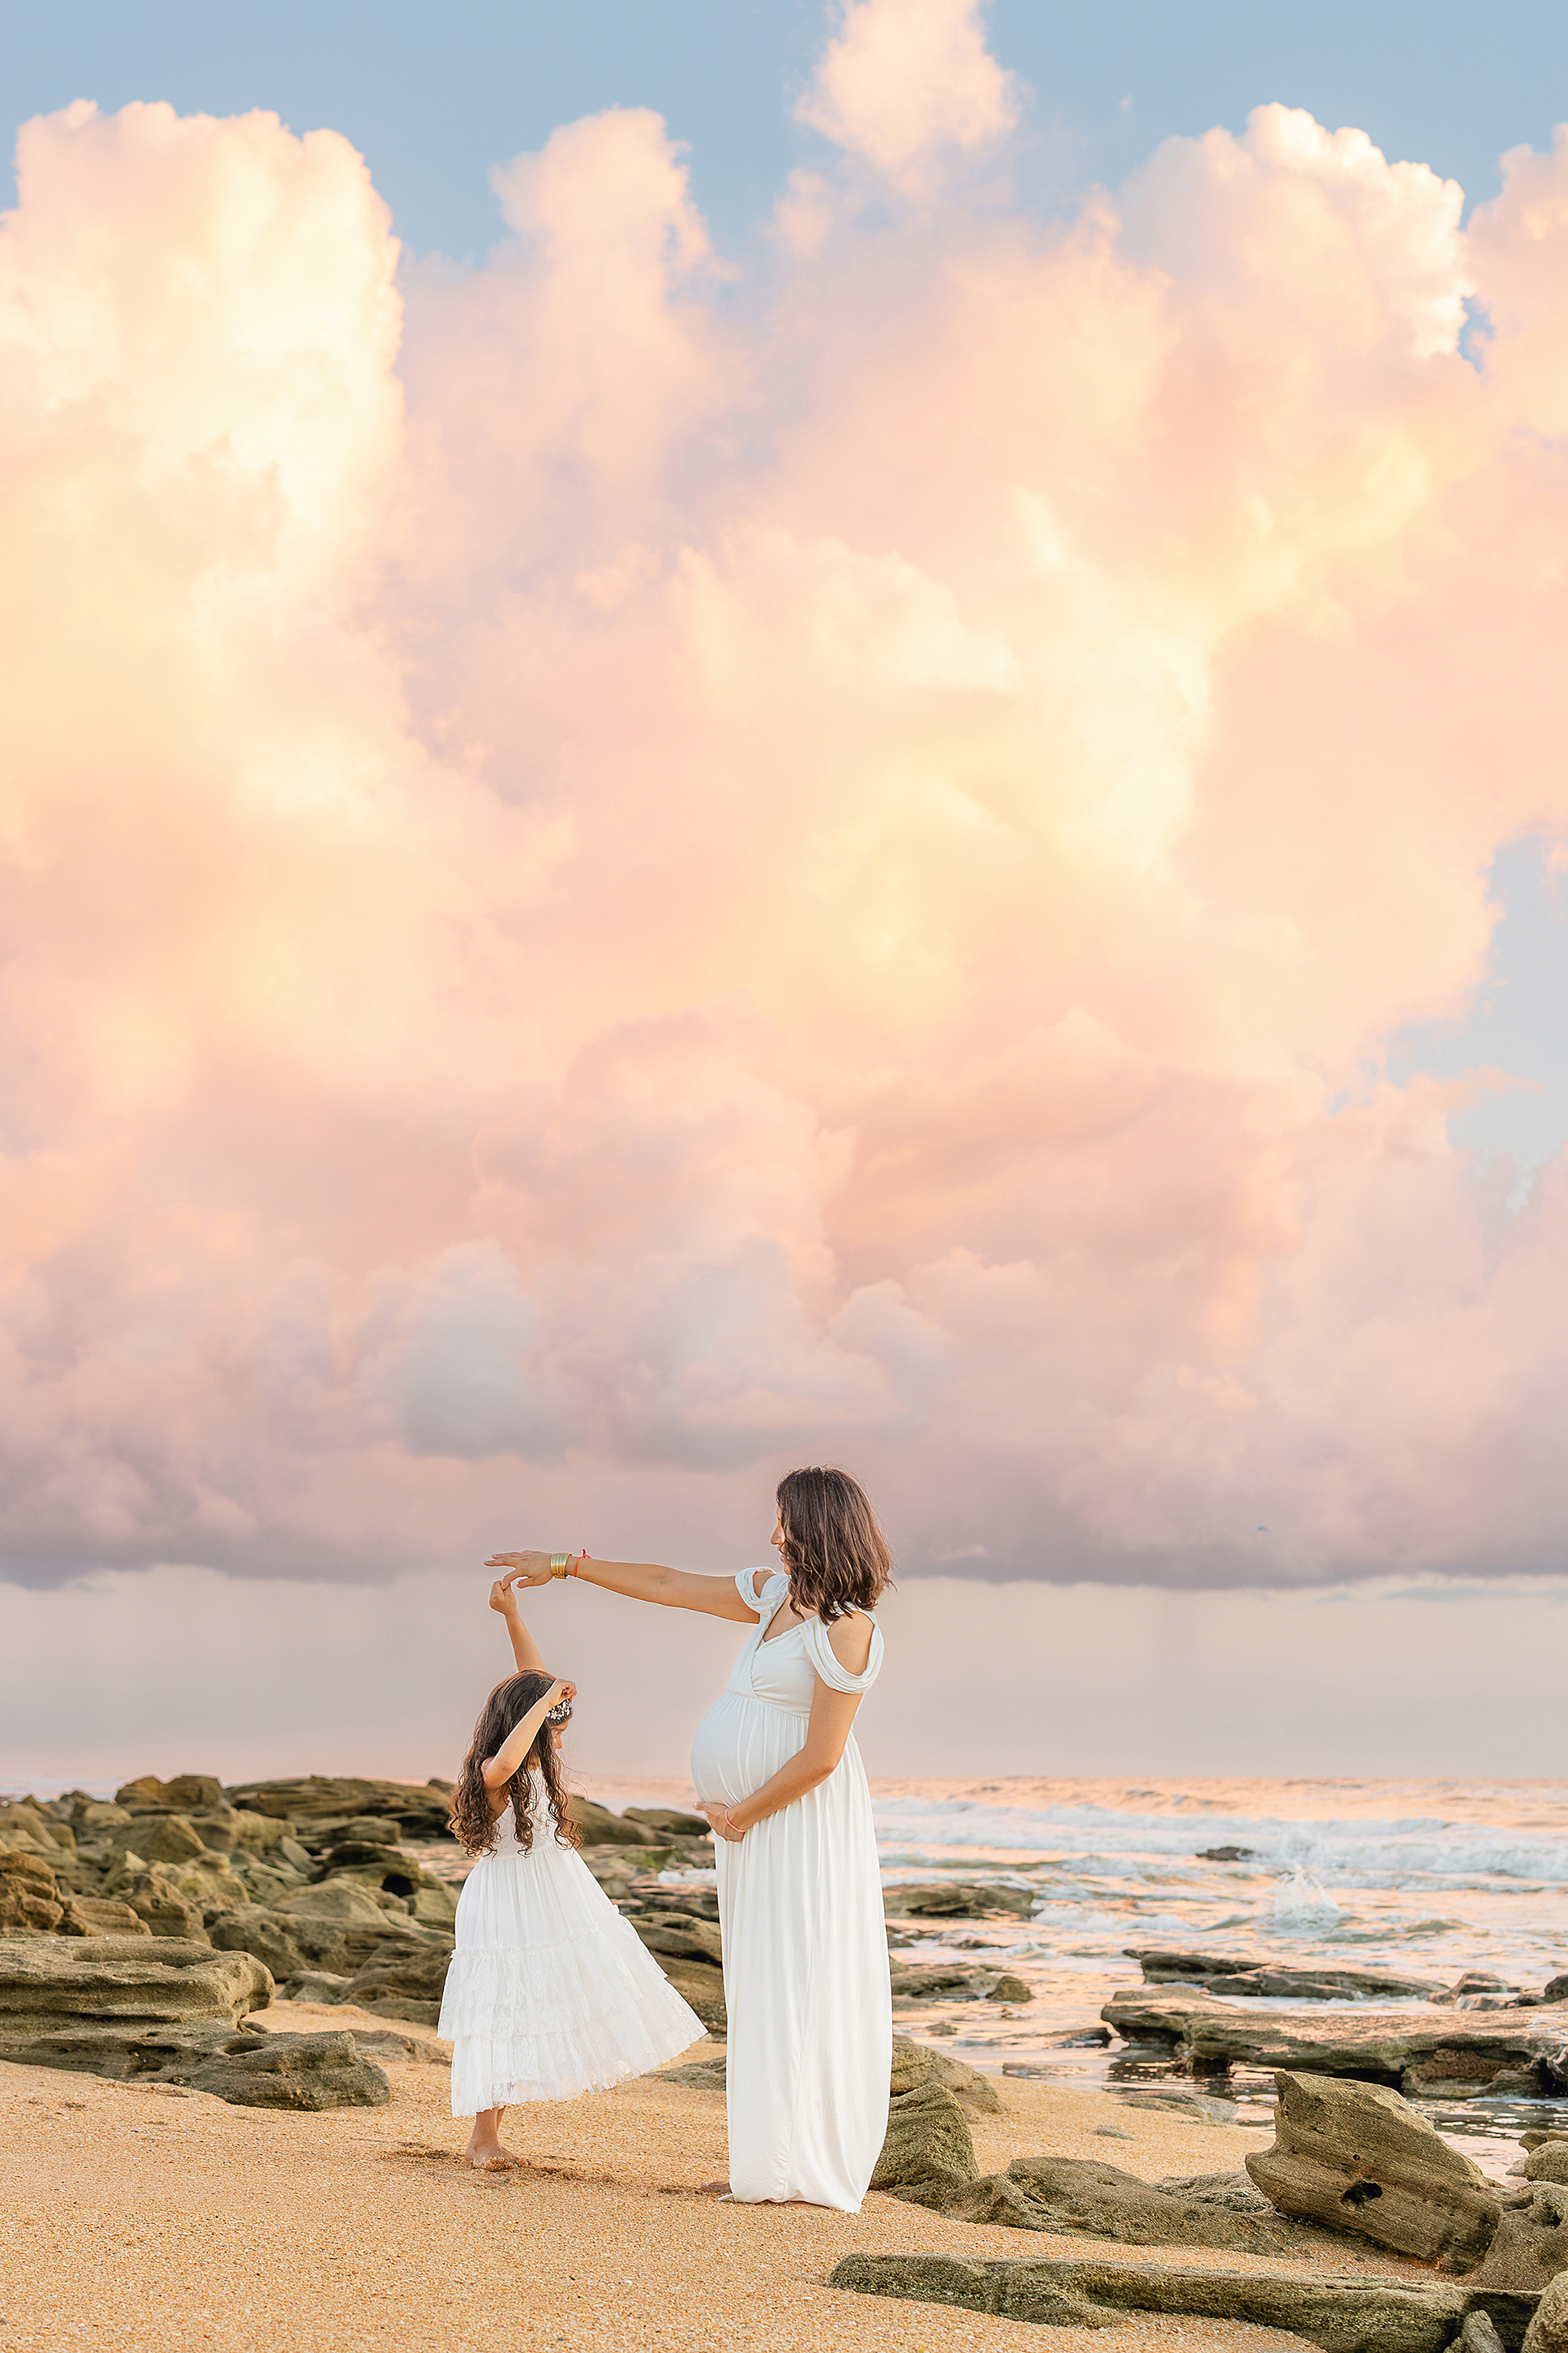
[701,1801,745,1844]
[548,1680,578,1711]
[488,1573,524,1615]
[485,1550,556,1588]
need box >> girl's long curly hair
[448,1671,580,1858]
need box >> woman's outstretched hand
[701,1801,745,1844]
[485,1551,555,1587]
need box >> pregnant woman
[486,1464,892,2211]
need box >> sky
[7,2,1568,259]
[8,1566,1568,1789]
[2,0,1568,1783]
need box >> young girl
[439,1577,707,2168]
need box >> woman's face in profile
[769,1515,785,1556]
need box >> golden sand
[1,2015,1432,2353]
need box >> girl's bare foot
[464,2104,526,2170]
[464,2139,528,2170]
[697,2179,732,2196]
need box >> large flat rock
[224,1778,453,1833]
[1104,1989,1568,2096]
[884,1882,1038,1920]
[1127,1948,1446,1999]
[273,1882,397,1923]
[965,2153,1325,2257]
[1107,1987,1243,2042]
[891,1960,1032,2002]
[829,2252,1520,2353]
[569,1797,672,1848]
[0,2021,389,2108]
[0,1936,272,2031]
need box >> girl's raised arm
[485,1550,756,1624]
[489,1575,547,1671]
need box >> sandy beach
[2,2005,1436,2353]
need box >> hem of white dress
[726,2188,866,2213]
[449,2016,707,2115]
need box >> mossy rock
[871,2080,978,2205]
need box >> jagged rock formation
[1246,2071,1506,2269]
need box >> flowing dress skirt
[690,1685,891,2209]
[438,1796,706,2115]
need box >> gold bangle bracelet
[550,1552,570,1577]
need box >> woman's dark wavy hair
[775,1465,894,1623]
[448,1671,579,1859]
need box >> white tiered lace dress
[438,1773,706,2114]
[689,1568,891,2210]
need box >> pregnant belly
[689,1690,807,1808]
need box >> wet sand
[2,2013,1433,2353]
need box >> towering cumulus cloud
[5,7,1568,1590]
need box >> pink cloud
[797,0,1021,193]
[3,54,1568,1590]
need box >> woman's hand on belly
[699,1800,745,1844]
[716,1681,863,1835]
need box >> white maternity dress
[438,1772,706,2115]
[689,1567,891,2211]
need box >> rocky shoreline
[0,1773,1037,2081]
[6,1779,1568,2347]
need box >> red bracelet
[573,1549,591,1577]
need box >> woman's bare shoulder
[824,1611,874,1674]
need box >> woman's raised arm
[486,1551,758,1624]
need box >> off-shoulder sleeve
[800,1612,884,1693]
[734,1567,783,1614]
